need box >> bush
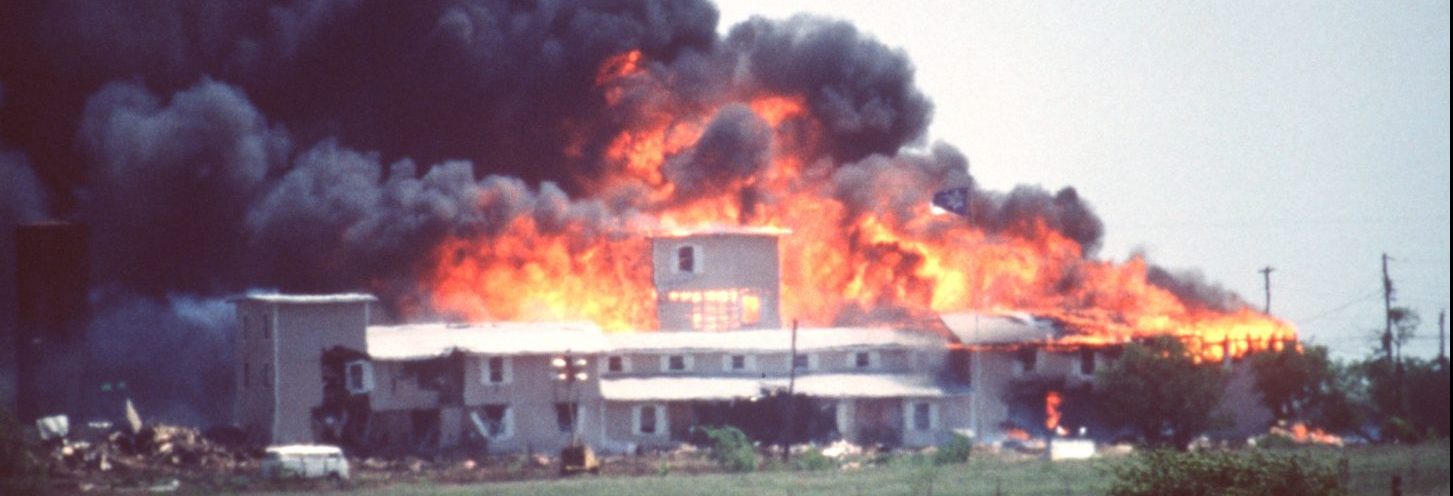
[932,434,973,465]
[794,447,835,471]
[1106,450,1345,496]
[699,426,757,472]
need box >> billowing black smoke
[0,0,1230,425]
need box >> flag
[932,187,970,216]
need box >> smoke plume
[0,0,1271,424]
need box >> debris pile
[43,418,254,479]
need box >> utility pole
[781,319,799,462]
[1438,310,1447,368]
[1382,253,1395,363]
[1259,266,1275,314]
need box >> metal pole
[782,319,799,462]
[1259,266,1275,314]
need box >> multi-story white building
[232,230,1270,453]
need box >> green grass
[233,442,1453,496]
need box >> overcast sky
[718,0,1451,360]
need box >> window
[345,360,374,394]
[723,354,755,372]
[792,353,817,371]
[555,403,579,433]
[676,245,700,274]
[475,405,511,438]
[741,293,761,325]
[912,402,934,431]
[634,404,664,436]
[483,356,512,384]
[664,288,766,331]
[855,352,872,368]
[602,355,630,374]
[1079,349,1096,376]
[1017,348,1038,375]
[661,354,693,372]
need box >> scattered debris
[37,414,70,441]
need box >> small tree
[1097,336,1226,449]
[1249,344,1335,421]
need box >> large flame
[425,50,1296,358]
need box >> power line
[1296,288,1384,324]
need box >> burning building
[232,230,1273,453]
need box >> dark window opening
[487,357,505,383]
[855,352,872,368]
[639,406,657,434]
[668,355,687,371]
[677,245,696,273]
[793,354,810,369]
[1017,348,1038,373]
[730,355,746,370]
[913,403,932,430]
[608,356,624,372]
[1080,349,1096,375]
[481,405,508,437]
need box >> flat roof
[606,327,946,353]
[232,293,378,304]
[367,321,609,360]
[938,312,1062,345]
[599,373,950,401]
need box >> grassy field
[254,442,1450,496]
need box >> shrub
[699,426,757,472]
[1106,450,1345,496]
[932,434,973,466]
[794,447,835,471]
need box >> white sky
[716,0,1452,360]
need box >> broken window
[854,352,873,368]
[676,245,698,273]
[1080,349,1096,376]
[912,402,933,431]
[555,403,578,433]
[480,404,509,437]
[345,360,373,394]
[484,356,510,384]
[607,356,625,373]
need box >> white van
[260,445,350,480]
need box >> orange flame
[424,50,1298,357]
[1045,390,1063,434]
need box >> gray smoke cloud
[0,1,1251,424]
[665,104,773,199]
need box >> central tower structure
[650,228,783,331]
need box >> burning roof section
[606,327,944,354]
[366,321,609,361]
